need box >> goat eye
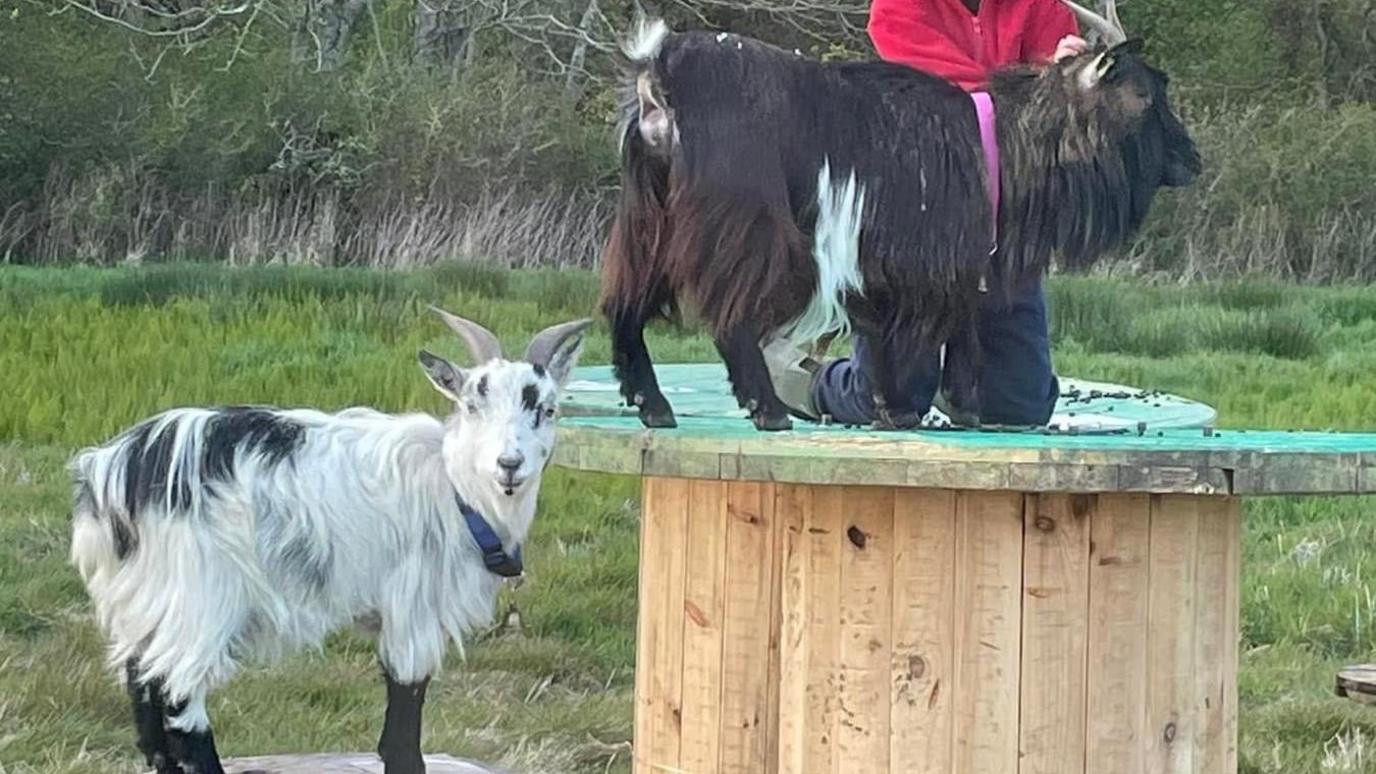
[466,402,478,415]
[545,407,557,419]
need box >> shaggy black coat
[602,28,1200,431]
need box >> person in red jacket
[868,0,1086,91]
[766,0,1087,428]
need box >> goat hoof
[638,407,678,429]
[380,751,427,774]
[873,409,921,431]
[752,412,792,432]
[935,387,980,427]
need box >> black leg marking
[378,668,430,774]
[864,333,925,431]
[609,304,676,428]
[126,659,177,774]
[162,697,225,774]
[714,324,791,432]
[940,317,982,427]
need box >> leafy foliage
[1,0,1373,274]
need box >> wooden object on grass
[1336,665,1376,706]
[150,754,506,774]
[553,364,1376,774]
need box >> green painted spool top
[554,364,1376,495]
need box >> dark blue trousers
[811,280,1059,426]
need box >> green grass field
[2,264,1376,773]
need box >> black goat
[600,3,1201,431]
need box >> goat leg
[163,692,226,774]
[378,668,430,774]
[938,318,982,427]
[863,334,925,431]
[125,659,179,774]
[608,303,676,428]
[715,324,792,431]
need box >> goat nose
[497,453,524,472]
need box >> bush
[1,0,1373,279]
[1123,102,1376,281]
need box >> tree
[292,0,370,72]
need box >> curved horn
[429,305,504,365]
[524,318,593,385]
[524,319,593,367]
[1060,0,1127,47]
[1104,0,1125,40]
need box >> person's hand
[1053,35,1088,62]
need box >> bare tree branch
[60,1,258,37]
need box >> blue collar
[458,494,524,578]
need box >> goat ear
[418,349,466,402]
[524,318,593,387]
[1079,40,1144,90]
[1077,50,1115,90]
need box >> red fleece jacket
[867,0,1079,91]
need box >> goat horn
[1104,0,1125,40]
[429,305,504,365]
[524,318,594,370]
[1060,0,1127,47]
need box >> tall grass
[2,165,613,269]
[6,102,1376,282]
[3,266,1376,773]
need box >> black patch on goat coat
[122,420,194,517]
[201,408,304,482]
[117,408,304,520]
[521,384,541,413]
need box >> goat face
[1057,1,1201,193]
[418,310,590,498]
[1065,41,1201,190]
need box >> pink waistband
[970,91,1000,240]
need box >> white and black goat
[70,308,590,774]
[600,2,1202,431]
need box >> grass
[1,264,1375,773]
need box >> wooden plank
[804,486,846,774]
[1019,494,1091,774]
[1085,493,1153,774]
[835,486,895,774]
[556,416,1376,496]
[718,481,776,773]
[632,478,657,773]
[1336,665,1376,704]
[776,484,812,774]
[1146,496,1201,774]
[1191,498,1241,773]
[764,483,784,774]
[1225,500,1240,773]
[678,480,728,773]
[890,489,957,774]
[635,477,690,772]
[951,491,1024,774]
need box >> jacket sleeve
[867,0,986,89]
[1022,0,1080,62]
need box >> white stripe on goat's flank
[622,18,668,61]
[782,159,867,345]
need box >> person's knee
[811,357,875,425]
[979,368,1057,426]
